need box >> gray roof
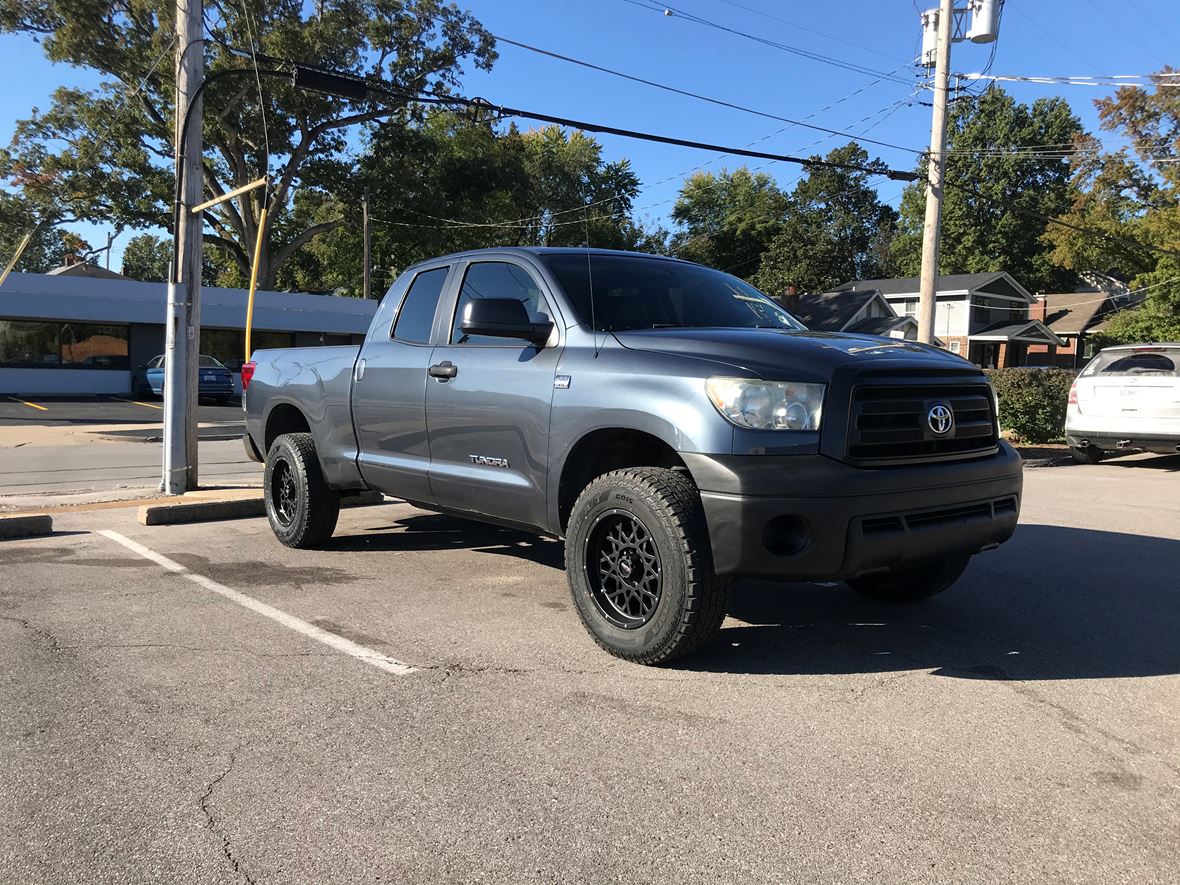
[836,271,1033,300]
[971,319,1066,345]
[1,271,378,335]
[793,289,879,330]
[846,315,914,335]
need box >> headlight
[705,377,824,431]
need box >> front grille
[860,496,1018,536]
[848,383,997,463]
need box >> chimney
[781,284,800,314]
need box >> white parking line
[96,530,417,676]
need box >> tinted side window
[452,262,551,346]
[393,267,449,343]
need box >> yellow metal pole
[0,232,34,289]
[245,206,268,363]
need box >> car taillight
[1068,381,1078,405]
[241,360,256,390]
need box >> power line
[619,0,919,87]
[486,34,922,154]
[710,0,909,64]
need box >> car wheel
[565,466,730,665]
[264,432,340,548]
[846,555,971,603]
[1071,445,1103,464]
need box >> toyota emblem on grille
[927,403,954,435]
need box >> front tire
[264,432,340,548]
[846,555,970,603]
[565,467,730,665]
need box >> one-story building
[0,266,378,396]
[1025,288,1136,368]
[781,287,922,340]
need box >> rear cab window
[392,266,450,344]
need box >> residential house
[1026,288,1138,368]
[833,271,1064,367]
[782,288,921,340]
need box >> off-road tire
[565,466,730,665]
[1071,445,1103,464]
[846,554,971,603]
[264,432,340,548]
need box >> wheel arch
[264,402,312,453]
[555,427,688,534]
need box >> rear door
[351,263,454,502]
[424,258,563,529]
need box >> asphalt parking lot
[2,455,1178,883]
[0,394,244,434]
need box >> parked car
[133,354,235,404]
[1066,343,1180,463]
[242,247,1023,664]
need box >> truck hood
[612,328,974,380]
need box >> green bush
[985,367,1076,444]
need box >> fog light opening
[762,515,811,557]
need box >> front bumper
[684,444,1023,580]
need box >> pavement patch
[0,512,53,540]
[96,529,417,675]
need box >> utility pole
[917,0,954,346]
[163,0,204,494]
[916,0,1000,346]
[362,188,371,300]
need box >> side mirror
[461,298,553,346]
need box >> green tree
[0,0,495,289]
[1045,70,1180,343]
[120,233,170,281]
[295,114,649,295]
[893,88,1085,293]
[0,193,91,272]
[753,143,898,295]
[670,167,788,275]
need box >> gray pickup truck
[243,247,1022,664]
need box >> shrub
[985,367,1076,444]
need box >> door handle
[354,358,366,381]
[429,360,458,380]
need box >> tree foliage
[0,192,91,272]
[120,233,171,281]
[893,88,1085,293]
[670,167,788,276]
[285,113,659,295]
[0,0,495,289]
[1045,70,1180,344]
[753,143,898,296]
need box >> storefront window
[0,320,128,369]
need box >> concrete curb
[1022,456,1072,469]
[138,490,385,526]
[0,513,53,540]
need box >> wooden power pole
[917,0,954,346]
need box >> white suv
[1066,343,1180,463]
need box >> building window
[902,299,917,317]
[949,340,961,354]
[0,320,129,369]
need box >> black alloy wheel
[270,456,299,529]
[586,509,663,629]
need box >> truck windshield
[539,253,806,333]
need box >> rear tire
[264,432,340,548]
[565,466,730,665]
[1071,445,1103,464]
[846,555,971,603]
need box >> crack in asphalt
[0,613,66,655]
[198,751,255,885]
[60,641,334,660]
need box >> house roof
[846,315,914,336]
[835,271,1035,302]
[1039,292,1111,336]
[792,289,879,331]
[47,263,129,280]
[970,319,1067,346]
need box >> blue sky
[1,0,1176,271]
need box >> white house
[833,271,1064,367]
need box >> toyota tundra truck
[242,247,1023,664]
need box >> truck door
[425,259,562,529]
[351,263,452,503]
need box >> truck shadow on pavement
[686,523,1180,681]
[323,513,566,569]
